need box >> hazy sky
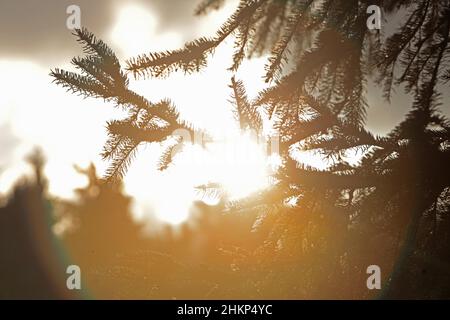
[0,0,267,227]
[0,1,448,227]
[0,0,204,63]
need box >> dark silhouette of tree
[0,149,73,299]
[51,0,450,298]
[59,164,144,261]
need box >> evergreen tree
[52,0,450,298]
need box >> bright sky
[0,1,278,228]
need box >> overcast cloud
[0,0,208,64]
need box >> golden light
[106,4,277,227]
[123,130,274,226]
[205,130,271,200]
[0,3,323,228]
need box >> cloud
[0,0,114,63]
[0,0,225,64]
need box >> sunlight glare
[110,4,182,58]
[207,130,270,200]
[106,4,274,227]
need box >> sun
[123,130,275,227]
[206,130,272,200]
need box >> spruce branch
[229,77,263,132]
[126,0,265,78]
